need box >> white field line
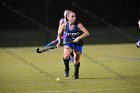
[14,87,140,93]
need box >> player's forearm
[57,34,61,41]
[78,31,89,40]
[57,26,63,41]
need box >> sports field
[0,44,140,93]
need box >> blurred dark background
[0,0,140,47]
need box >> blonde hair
[63,9,69,18]
[67,10,75,15]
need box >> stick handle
[44,35,66,48]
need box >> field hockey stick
[44,35,66,48]
[36,41,73,53]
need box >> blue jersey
[64,21,83,53]
[64,22,81,42]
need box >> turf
[0,44,140,93]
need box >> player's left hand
[73,37,80,43]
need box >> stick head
[36,48,43,53]
[36,46,57,53]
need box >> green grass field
[0,44,140,93]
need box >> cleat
[74,74,79,79]
[64,70,69,77]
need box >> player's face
[68,12,76,23]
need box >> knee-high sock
[63,58,69,71]
[74,62,80,74]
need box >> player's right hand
[56,36,61,48]
[56,40,60,48]
[56,43,60,48]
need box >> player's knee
[63,54,70,60]
[74,56,80,63]
[63,57,69,63]
[74,60,80,64]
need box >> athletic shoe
[64,70,69,77]
[74,73,79,79]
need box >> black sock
[63,58,69,71]
[74,62,80,74]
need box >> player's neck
[68,22,74,25]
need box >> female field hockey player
[58,9,74,62]
[56,10,89,79]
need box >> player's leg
[63,46,72,77]
[73,50,81,79]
